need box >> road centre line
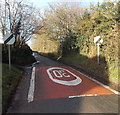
[69,67,120,95]
[27,67,35,103]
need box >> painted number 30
[53,70,70,78]
[47,67,82,86]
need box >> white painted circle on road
[47,67,82,86]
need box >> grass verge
[60,54,119,91]
[2,63,23,113]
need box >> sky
[26,0,106,8]
[0,0,117,8]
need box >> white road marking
[47,67,82,86]
[69,94,98,98]
[32,61,40,67]
[27,67,35,103]
[69,67,120,95]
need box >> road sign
[3,33,15,70]
[0,32,4,44]
[3,33,15,45]
[94,36,103,64]
[94,36,103,45]
[0,38,4,44]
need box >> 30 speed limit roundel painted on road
[47,67,82,86]
[33,66,116,101]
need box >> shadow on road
[27,95,118,113]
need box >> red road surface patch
[34,66,115,100]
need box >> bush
[2,44,36,66]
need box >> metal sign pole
[97,43,100,64]
[8,45,11,70]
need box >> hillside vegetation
[31,1,119,89]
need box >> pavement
[7,52,119,114]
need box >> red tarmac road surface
[34,66,115,101]
[7,54,118,113]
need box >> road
[7,53,119,114]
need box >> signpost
[94,36,103,64]
[3,33,15,70]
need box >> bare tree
[36,2,84,41]
[33,2,84,56]
[0,0,42,47]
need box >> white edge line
[69,67,120,95]
[27,67,35,103]
[69,94,98,98]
